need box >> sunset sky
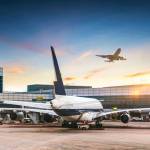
[0,0,150,91]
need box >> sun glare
[132,90,140,96]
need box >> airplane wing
[2,100,51,110]
[0,107,57,115]
[96,55,109,58]
[0,100,57,116]
[95,108,150,119]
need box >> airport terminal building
[27,84,150,109]
[0,67,149,109]
[0,84,150,109]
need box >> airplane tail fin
[50,46,66,95]
[113,48,121,56]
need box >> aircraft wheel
[62,121,69,128]
[95,121,103,128]
[71,122,78,128]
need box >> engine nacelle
[10,112,24,121]
[119,56,126,60]
[43,114,55,123]
[120,113,130,124]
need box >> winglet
[51,46,66,95]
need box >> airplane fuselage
[107,55,126,61]
[51,95,103,122]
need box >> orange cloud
[125,71,150,78]
[5,65,27,74]
[64,76,77,81]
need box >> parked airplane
[50,46,150,129]
[96,48,126,62]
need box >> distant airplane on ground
[96,48,126,62]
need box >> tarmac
[0,121,150,150]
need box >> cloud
[64,76,77,81]
[0,36,51,55]
[125,71,150,78]
[84,67,109,79]
[76,50,93,62]
[79,51,93,59]
[0,36,37,50]
[5,65,27,74]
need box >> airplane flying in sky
[50,46,150,129]
[96,48,126,62]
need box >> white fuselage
[51,95,103,122]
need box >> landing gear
[70,122,78,128]
[62,121,103,130]
[62,121,78,128]
[62,120,69,128]
[95,121,103,128]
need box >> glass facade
[0,84,150,109]
[65,84,150,109]
[0,92,52,102]
[27,84,53,92]
[0,68,3,93]
[66,85,150,96]
[27,84,92,92]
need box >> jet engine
[43,114,56,123]
[119,56,126,60]
[10,112,24,121]
[120,113,130,123]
